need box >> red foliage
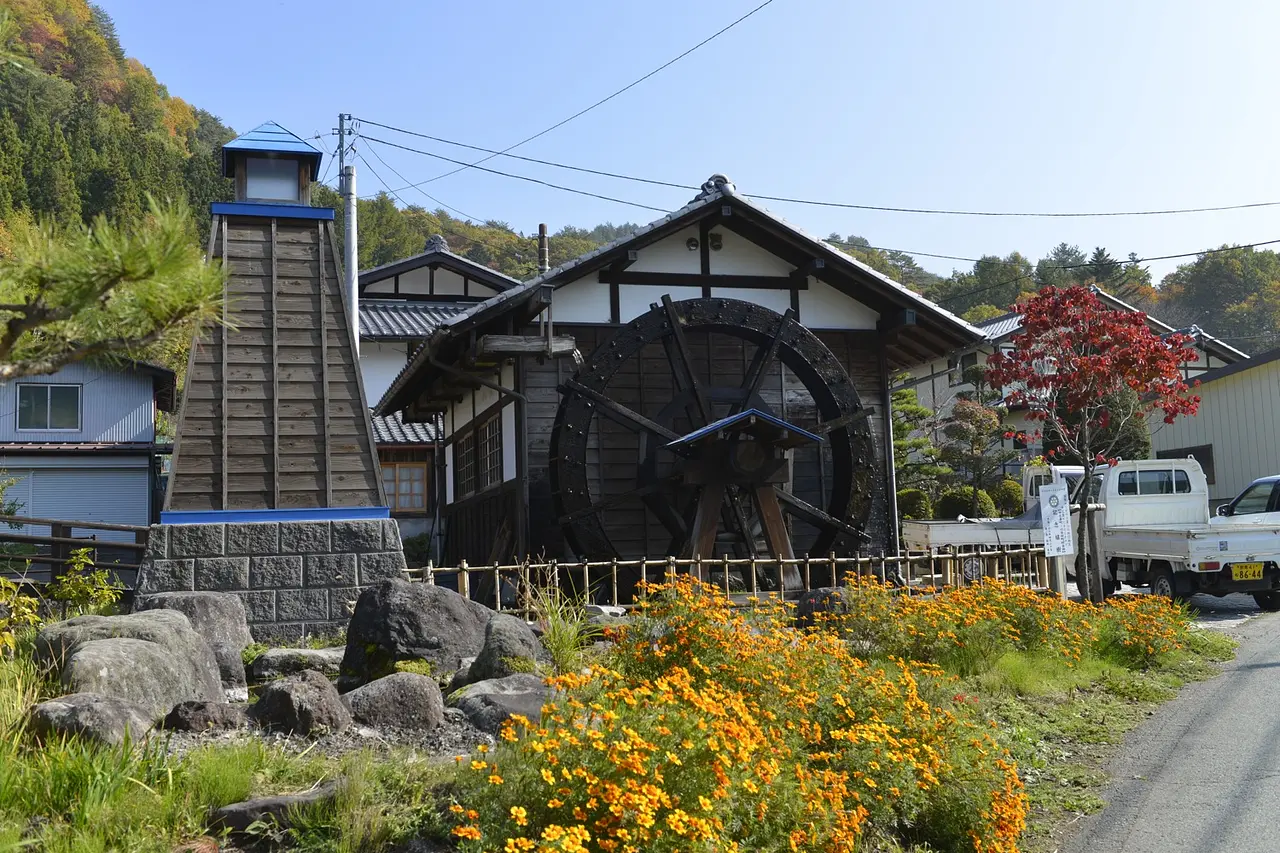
[985,286,1200,456]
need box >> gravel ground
[162,706,493,763]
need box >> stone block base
[136,519,406,641]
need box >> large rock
[210,781,340,835]
[35,610,222,714]
[465,614,547,684]
[251,647,344,682]
[136,592,252,698]
[342,672,444,730]
[448,673,549,735]
[163,700,247,732]
[249,670,351,735]
[340,580,492,688]
[59,637,221,718]
[28,693,155,746]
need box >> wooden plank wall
[520,323,890,562]
[167,216,383,510]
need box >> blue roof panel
[221,121,324,178]
[666,408,824,450]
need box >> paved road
[1063,597,1280,853]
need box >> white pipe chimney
[342,165,359,358]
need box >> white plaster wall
[502,403,517,482]
[444,443,455,504]
[552,275,612,323]
[629,227,701,274]
[797,279,880,329]
[708,227,793,276]
[359,341,408,404]
[473,381,499,414]
[364,280,394,295]
[709,287,791,315]
[619,285,702,323]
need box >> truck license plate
[1232,562,1264,581]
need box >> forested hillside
[1,0,1278,357]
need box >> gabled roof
[359,234,520,295]
[359,299,469,341]
[221,121,324,179]
[1186,346,1280,386]
[976,286,1249,364]
[376,176,986,417]
[370,410,438,444]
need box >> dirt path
[1062,596,1279,853]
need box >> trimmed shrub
[402,533,432,568]
[991,478,1025,517]
[897,488,933,521]
[935,486,997,520]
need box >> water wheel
[549,296,876,590]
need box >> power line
[360,135,669,213]
[361,143,486,223]
[353,117,1280,220]
[355,0,777,187]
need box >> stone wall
[135,519,407,643]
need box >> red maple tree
[985,286,1201,601]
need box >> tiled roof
[370,410,438,444]
[359,299,469,340]
[976,313,1022,340]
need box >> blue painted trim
[211,202,335,221]
[161,507,390,525]
[666,408,824,448]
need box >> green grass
[527,587,599,675]
[972,629,1239,852]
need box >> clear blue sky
[106,0,1280,281]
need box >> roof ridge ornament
[424,234,449,253]
[694,173,736,202]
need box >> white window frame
[16,383,82,432]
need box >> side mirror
[1216,504,1232,517]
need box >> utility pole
[335,114,359,358]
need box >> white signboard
[1040,481,1075,558]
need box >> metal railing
[401,544,1051,614]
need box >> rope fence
[401,545,1051,615]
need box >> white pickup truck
[904,459,1280,610]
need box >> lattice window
[455,431,477,498]
[478,414,503,489]
[382,463,428,511]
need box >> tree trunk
[1073,460,1103,603]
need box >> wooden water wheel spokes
[549,297,877,591]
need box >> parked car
[1214,475,1280,520]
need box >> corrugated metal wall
[3,461,150,543]
[1149,358,1280,506]
[0,362,154,443]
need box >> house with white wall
[357,235,518,539]
[907,286,1247,475]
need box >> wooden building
[377,176,983,568]
[357,236,519,538]
[167,122,384,511]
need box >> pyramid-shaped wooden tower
[166,122,385,511]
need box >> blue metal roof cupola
[220,121,324,207]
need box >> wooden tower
[166,122,385,511]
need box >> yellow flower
[541,768,556,785]
[488,774,504,785]
[509,806,528,826]
[470,760,487,771]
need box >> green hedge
[934,486,997,520]
[991,478,1025,516]
[897,488,933,521]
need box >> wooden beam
[476,335,577,357]
[220,217,229,511]
[699,219,712,298]
[561,379,683,444]
[595,271,803,289]
[319,221,333,506]
[271,218,281,508]
[814,407,874,435]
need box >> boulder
[251,647,344,682]
[465,614,546,684]
[210,781,340,835]
[249,670,351,735]
[28,693,155,747]
[340,580,492,688]
[341,672,444,730]
[163,700,247,732]
[135,592,252,698]
[795,587,847,628]
[448,673,549,735]
[59,637,221,718]
[35,610,222,714]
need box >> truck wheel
[1253,591,1280,612]
[1103,576,1119,597]
[1151,569,1177,602]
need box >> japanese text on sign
[1040,481,1075,557]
